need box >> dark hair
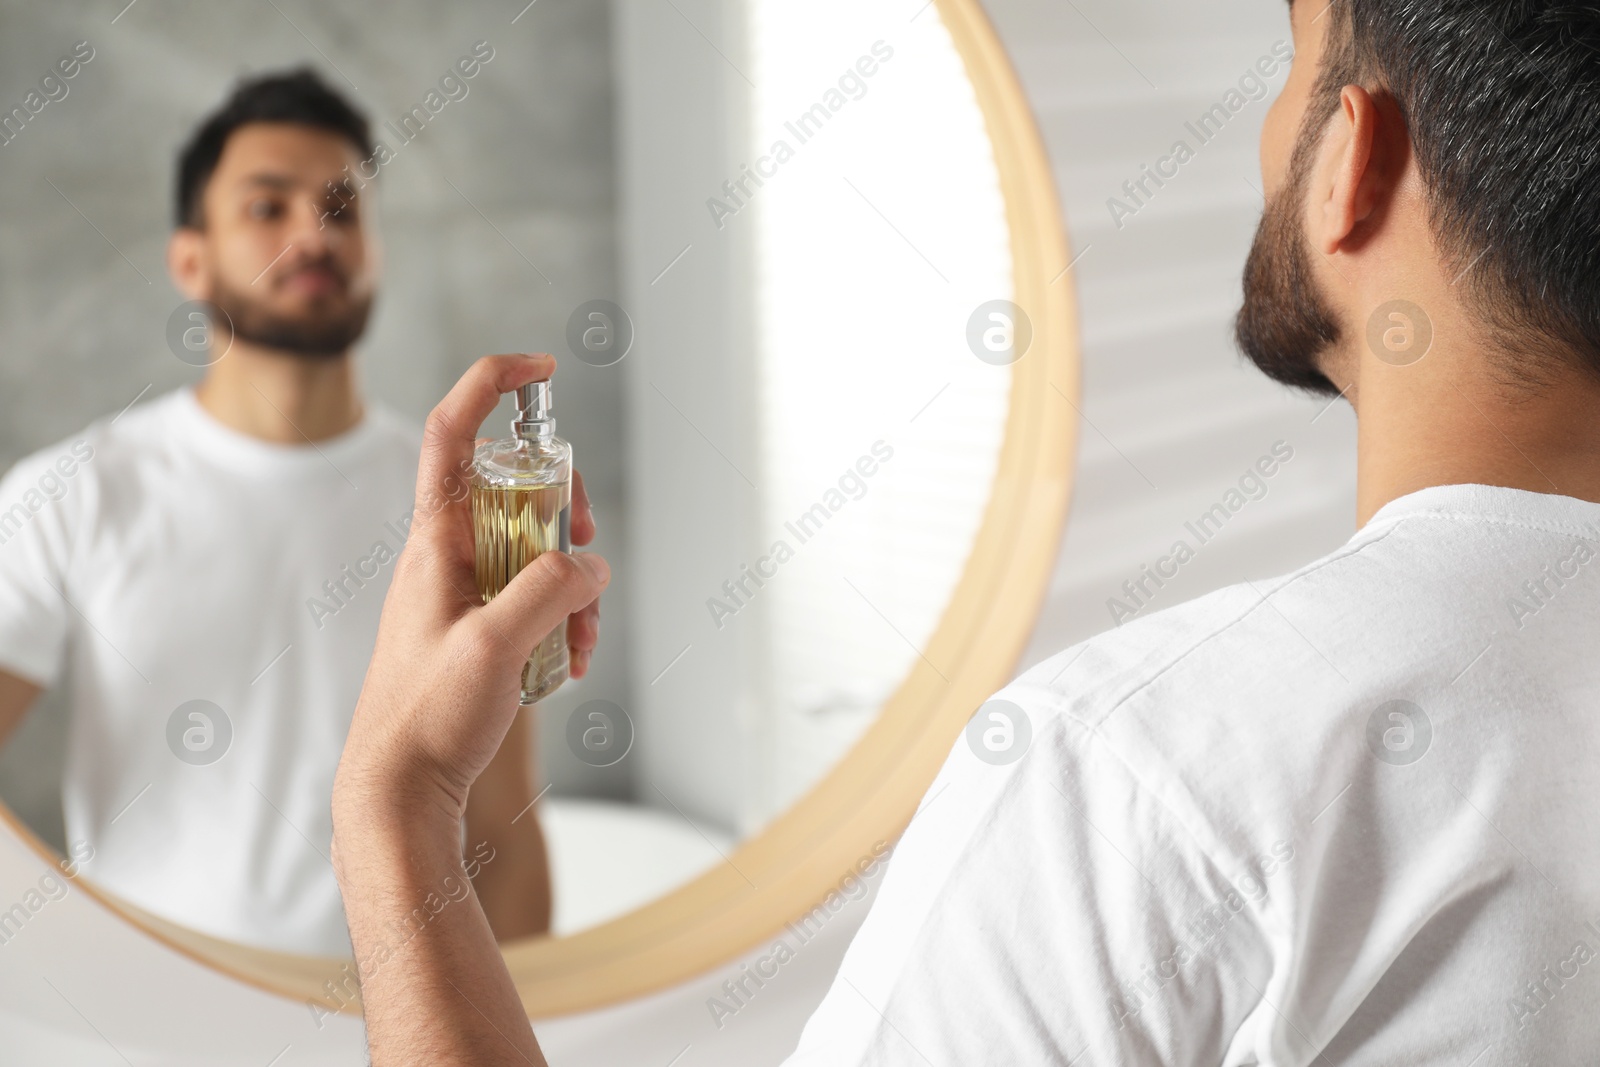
[174,67,373,229]
[1306,1,1600,383]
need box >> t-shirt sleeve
[784,700,1275,1066]
[0,448,80,685]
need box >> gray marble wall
[0,0,631,847]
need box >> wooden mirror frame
[0,0,1080,1020]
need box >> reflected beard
[210,275,373,362]
[1234,145,1343,397]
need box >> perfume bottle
[471,381,573,705]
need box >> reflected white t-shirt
[0,387,420,954]
[790,484,1600,1064]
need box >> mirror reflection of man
[0,68,580,954]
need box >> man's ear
[1316,85,1397,255]
[167,226,208,300]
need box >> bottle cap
[516,381,552,420]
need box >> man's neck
[1353,347,1600,526]
[195,342,364,445]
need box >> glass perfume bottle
[471,381,573,705]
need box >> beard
[1234,139,1343,396]
[209,264,372,361]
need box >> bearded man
[0,69,596,954]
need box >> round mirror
[0,0,1076,1017]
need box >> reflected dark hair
[1307,1,1600,382]
[174,67,372,229]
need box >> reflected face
[1235,1,1343,396]
[189,122,377,359]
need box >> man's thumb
[479,551,610,654]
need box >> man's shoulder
[1011,488,1581,739]
[1011,528,1403,726]
[993,500,1545,848]
[995,510,1499,805]
[0,391,181,502]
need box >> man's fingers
[571,468,596,547]
[414,354,556,539]
[414,355,604,677]
[478,550,610,659]
[567,596,600,654]
[568,598,600,677]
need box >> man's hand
[334,353,609,820]
[567,466,601,680]
[330,354,608,1067]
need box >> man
[332,0,1600,1062]
[0,69,593,954]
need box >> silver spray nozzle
[516,381,551,420]
[513,380,554,438]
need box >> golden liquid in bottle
[471,481,572,704]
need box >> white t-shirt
[789,484,1600,1064]
[0,387,420,954]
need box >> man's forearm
[332,788,548,1067]
[464,710,553,940]
[469,813,553,940]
